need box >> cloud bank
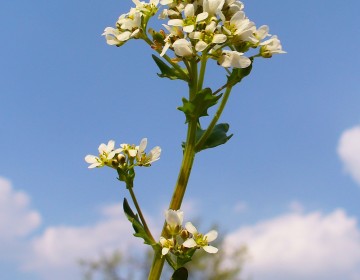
[225,208,360,280]
[2,176,360,280]
[338,125,360,185]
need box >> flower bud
[180,229,190,240]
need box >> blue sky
[1,0,360,279]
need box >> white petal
[212,34,227,44]
[149,146,161,162]
[165,210,183,227]
[98,143,107,153]
[234,55,251,68]
[159,237,167,246]
[107,151,117,159]
[160,0,173,5]
[196,12,208,22]
[160,42,171,57]
[205,21,216,32]
[203,245,218,253]
[113,148,123,154]
[185,222,198,234]
[195,41,208,52]
[183,25,194,33]
[139,138,147,153]
[128,149,137,157]
[162,247,170,255]
[183,238,197,248]
[117,31,131,42]
[107,140,115,151]
[85,155,97,164]
[184,4,194,18]
[189,31,201,40]
[172,39,193,57]
[204,230,218,242]
[105,36,120,45]
[168,19,183,27]
[88,162,101,169]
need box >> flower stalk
[86,0,286,279]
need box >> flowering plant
[86,0,284,279]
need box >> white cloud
[224,209,360,280]
[24,203,147,280]
[338,125,360,185]
[0,177,41,240]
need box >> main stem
[147,60,199,280]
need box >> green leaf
[195,123,233,152]
[152,55,188,81]
[177,88,222,123]
[171,267,188,280]
[123,198,154,246]
[227,59,253,86]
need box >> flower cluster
[102,0,159,46]
[85,138,161,169]
[160,210,218,258]
[103,0,285,69]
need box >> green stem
[147,60,199,280]
[127,184,155,243]
[197,53,208,91]
[195,85,233,151]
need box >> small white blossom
[117,11,142,39]
[120,143,138,157]
[159,236,174,255]
[223,0,244,19]
[254,25,270,42]
[168,4,208,33]
[260,35,286,58]
[172,39,193,57]
[223,11,256,44]
[102,27,132,46]
[165,209,184,235]
[136,138,161,166]
[183,222,218,253]
[190,21,227,52]
[160,24,183,56]
[85,140,122,168]
[203,0,225,18]
[218,50,251,68]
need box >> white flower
[159,236,174,255]
[168,4,208,33]
[223,0,244,19]
[120,142,138,157]
[160,24,183,56]
[223,11,256,44]
[165,209,184,235]
[85,140,122,168]
[218,50,251,68]
[183,222,218,253]
[172,39,193,57]
[260,35,286,58]
[203,0,225,17]
[190,21,227,52]
[132,0,159,15]
[102,27,132,46]
[117,11,142,38]
[254,25,270,42]
[136,138,161,166]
